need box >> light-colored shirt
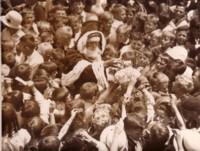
[187,9,199,22]
[1,28,25,45]
[24,50,44,67]
[3,129,31,151]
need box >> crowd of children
[1,0,200,151]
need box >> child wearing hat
[1,10,25,45]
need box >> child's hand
[135,141,143,151]
[26,80,34,87]
[71,109,79,118]
[104,59,123,68]
[4,78,13,85]
[2,64,10,76]
[170,94,177,107]
[79,130,92,142]
[49,101,56,113]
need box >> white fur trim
[61,60,91,86]
[92,61,108,88]
[77,31,106,54]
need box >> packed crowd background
[1,0,200,151]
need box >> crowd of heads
[1,0,200,151]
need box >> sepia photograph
[1,0,200,151]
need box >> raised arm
[57,109,78,140]
[170,94,186,130]
[79,130,109,151]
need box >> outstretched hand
[104,59,124,68]
[170,94,177,107]
[49,101,56,113]
[79,130,92,142]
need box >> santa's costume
[61,21,108,96]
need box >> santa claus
[61,21,119,96]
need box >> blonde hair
[162,30,176,41]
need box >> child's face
[125,127,143,141]
[126,10,134,22]
[150,35,160,46]
[117,32,128,43]
[158,76,169,93]
[144,22,157,34]
[161,35,173,49]
[72,2,85,14]
[115,9,126,22]
[42,49,53,61]
[172,75,194,95]
[155,109,170,125]
[55,10,67,20]
[2,41,15,51]
[155,55,168,71]
[18,42,34,56]
[151,74,169,93]
[176,30,188,45]
[70,19,82,31]
[3,52,16,67]
[24,13,35,24]
[131,39,143,50]
[158,7,170,21]
[102,49,117,61]
[191,28,200,40]
[102,18,114,31]
[175,6,185,20]
[43,36,54,45]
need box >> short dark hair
[3,90,23,112]
[20,34,36,50]
[51,87,70,102]
[79,82,98,100]
[38,136,60,151]
[41,124,62,137]
[124,112,145,131]
[150,122,169,144]
[14,63,31,81]
[33,78,48,94]
[39,61,58,75]
[61,137,87,151]
[21,100,40,118]
[2,102,20,137]
[2,51,16,68]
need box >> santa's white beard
[83,47,102,62]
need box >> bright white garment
[34,88,52,124]
[1,28,25,45]
[187,9,199,22]
[24,50,44,67]
[3,129,31,151]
